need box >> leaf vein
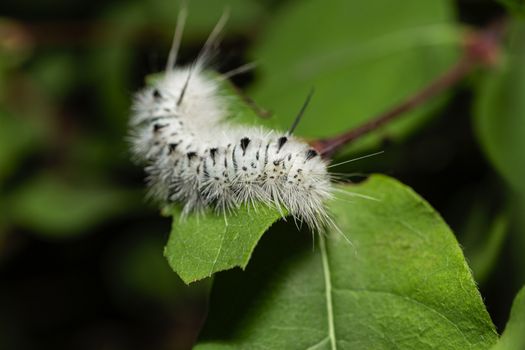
[332,288,470,345]
[209,227,228,275]
[319,235,337,350]
[305,336,330,350]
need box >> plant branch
[312,21,505,158]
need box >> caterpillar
[129,9,333,232]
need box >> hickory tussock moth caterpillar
[129,9,334,232]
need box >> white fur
[129,46,332,232]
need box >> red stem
[312,22,504,158]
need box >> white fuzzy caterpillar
[129,11,333,231]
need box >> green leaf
[0,109,46,185]
[474,20,525,195]
[509,193,525,284]
[250,0,459,154]
[147,0,266,36]
[162,75,280,285]
[498,0,525,17]
[30,53,76,100]
[492,286,525,350]
[164,204,283,284]
[195,175,497,349]
[7,175,140,237]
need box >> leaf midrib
[317,239,479,349]
[319,235,337,350]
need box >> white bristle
[129,12,333,232]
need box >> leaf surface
[164,205,283,284]
[195,175,498,349]
[162,73,282,284]
[250,0,459,154]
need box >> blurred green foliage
[250,0,459,154]
[475,20,525,196]
[498,0,525,16]
[492,286,525,350]
[7,175,141,236]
